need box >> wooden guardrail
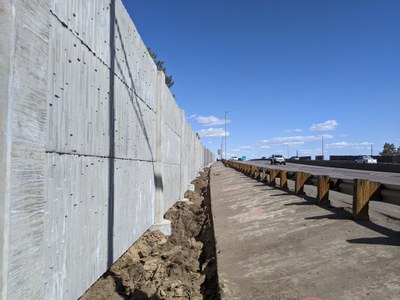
[223,160,400,221]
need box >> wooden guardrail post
[251,166,257,178]
[269,169,278,186]
[246,165,251,175]
[353,179,381,220]
[254,167,260,180]
[295,172,311,194]
[260,168,267,182]
[317,175,330,205]
[280,170,288,190]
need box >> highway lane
[243,161,400,185]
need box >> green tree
[147,47,174,88]
[380,143,398,156]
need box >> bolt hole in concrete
[80,168,220,300]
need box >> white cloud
[261,134,333,145]
[282,141,305,146]
[187,114,197,120]
[285,128,303,133]
[326,141,350,148]
[195,115,230,127]
[197,128,229,138]
[298,149,313,155]
[232,146,252,152]
[325,141,372,149]
[310,120,339,131]
[260,145,271,149]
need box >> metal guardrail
[223,160,400,220]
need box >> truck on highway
[270,154,286,165]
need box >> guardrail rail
[223,160,400,220]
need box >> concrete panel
[113,0,158,110]
[114,78,157,161]
[162,86,182,136]
[51,0,158,111]
[1,1,50,299]
[189,132,197,181]
[0,2,13,298]
[47,19,110,156]
[162,164,182,213]
[161,125,181,165]
[44,154,109,300]
[51,0,112,67]
[194,138,203,174]
[180,114,191,196]
[113,159,155,259]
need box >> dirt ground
[80,168,220,300]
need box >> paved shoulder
[210,162,400,300]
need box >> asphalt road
[244,161,400,185]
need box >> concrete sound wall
[0,0,214,299]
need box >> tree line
[147,47,174,88]
[380,143,400,156]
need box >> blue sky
[122,0,400,159]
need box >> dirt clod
[81,168,219,300]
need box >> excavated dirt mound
[81,168,219,300]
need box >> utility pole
[371,144,373,156]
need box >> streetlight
[220,137,224,160]
[224,107,244,160]
[224,110,227,160]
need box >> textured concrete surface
[0,1,50,299]
[211,162,400,300]
[0,0,213,299]
[0,2,12,298]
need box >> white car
[230,156,239,161]
[354,155,377,164]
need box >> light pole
[224,110,227,160]
[224,107,245,160]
